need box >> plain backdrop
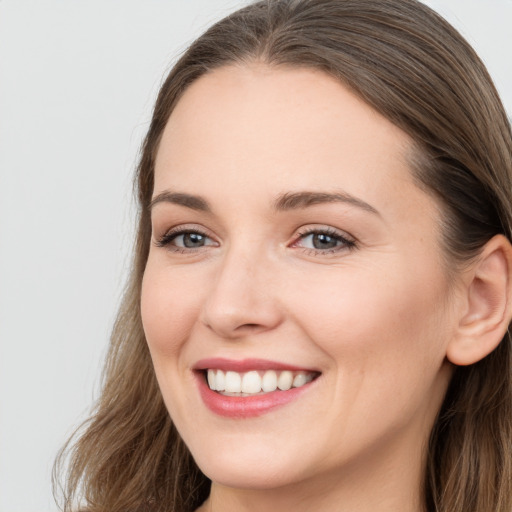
[0,1,510,511]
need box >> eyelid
[290,225,357,254]
[152,222,356,256]
[154,224,219,250]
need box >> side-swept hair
[55,1,512,511]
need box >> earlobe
[447,235,512,366]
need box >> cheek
[283,260,454,455]
[140,261,204,359]
[140,262,208,420]
[287,258,452,382]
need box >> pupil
[183,233,205,248]
[313,233,337,249]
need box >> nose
[200,245,284,339]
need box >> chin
[189,442,308,490]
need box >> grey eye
[301,233,341,250]
[175,232,211,248]
[310,233,339,249]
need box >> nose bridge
[201,238,282,337]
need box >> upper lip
[193,357,319,373]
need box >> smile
[206,369,316,395]
[193,359,320,418]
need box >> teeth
[292,373,307,388]
[225,371,242,393]
[242,371,261,393]
[207,370,216,390]
[215,369,225,391]
[277,370,293,391]
[206,369,315,395]
[261,370,277,392]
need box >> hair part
[55,1,512,511]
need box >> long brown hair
[55,1,512,511]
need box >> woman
[55,1,512,511]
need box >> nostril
[201,288,283,338]
[231,323,269,336]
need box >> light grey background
[0,1,510,511]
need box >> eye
[173,232,212,248]
[292,227,356,254]
[156,228,218,251]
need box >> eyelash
[292,227,356,255]
[155,226,357,255]
[155,227,216,253]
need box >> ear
[447,234,512,366]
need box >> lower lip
[195,372,315,418]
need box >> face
[141,65,457,495]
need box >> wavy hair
[55,1,512,511]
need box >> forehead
[154,64,427,220]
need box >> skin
[141,64,471,512]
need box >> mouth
[193,358,321,417]
[205,369,318,396]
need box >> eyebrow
[149,189,379,216]
[273,191,380,215]
[149,191,211,212]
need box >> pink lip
[193,358,319,418]
[193,357,315,372]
